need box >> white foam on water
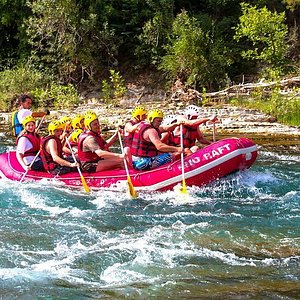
[261,151,300,162]
[17,188,69,216]
[100,262,151,285]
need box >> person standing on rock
[11,94,50,138]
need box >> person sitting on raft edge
[130,109,189,171]
[16,115,44,172]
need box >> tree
[0,0,31,68]
[159,10,232,90]
[234,3,289,77]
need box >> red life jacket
[130,122,161,157]
[40,135,63,171]
[77,130,107,163]
[164,131,177,146]
[124,119,137,147]
[16,132,41,157]
[173,126,198,148]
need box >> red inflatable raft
[0,137,258,192]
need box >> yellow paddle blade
[80,175,90,193]
[180,179,188,194]
[127,175,137,199]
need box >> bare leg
[96,159,123,172]
[124,146,133,169]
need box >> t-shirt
[17,136,41,165]
[17,109,32,124]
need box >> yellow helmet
[84,113,98,130]
[132,106,147,121]
[147,109,164,123]
[84,110,97,118]
[22,115,36,127]
[71,114,84,129]
[71,129,83,143]
[60,116,72,125]
[48,120,64,135]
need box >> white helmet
[161,115,177,126]
[185,105,201,120]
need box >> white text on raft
[182,144,231,168]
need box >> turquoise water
[0,135,299,299]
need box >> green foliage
[26,0,81,82]
[159,10,232,90]
[0,64,50,111]
[0,0,31,67]
[282,0,300,10]
[233,86,300,126]
[31,83,80,109]
[159,11,207,87]
[0,63,79,111]
[136,2,174,67]
[101,70,127,106]
[234,3,289,76]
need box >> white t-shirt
[17,109,32,124]
[17,136,41,165]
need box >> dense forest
[1,0,300,125]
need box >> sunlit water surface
[0,136,299,299]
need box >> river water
[0,132,299,299]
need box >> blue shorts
[133,153,173,171]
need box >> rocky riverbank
[1,100,299,150]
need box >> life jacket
[163,131,177,146]
[77,130,107,163]
[123,119,137,147]
[40,135,63,171]
[69,140,77,147]
[173,126,198,148]
[16,132,41,157]
[11,111,23,137]
[130,122,161,157]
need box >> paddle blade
[180,179,188,194]
[80,175,90,193]
[127,175,137,199]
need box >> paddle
[20,150,41,183]
[35,114,46,132]
[117,131,137,199]
[212,122,216,142]
[179,124,188,195]
[65,138,90,193]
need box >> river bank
[1,100,299,150]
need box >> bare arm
[184,116,219,127]
[16,152,28,171]
[125,122,139,134]
[147,128,181,153]
[48,139,77,167]
[159,122,180,133]
[105,130,119,148]
[196,128,211,145]
[95,149,124,160]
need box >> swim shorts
[133,153,173,171]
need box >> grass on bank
[0,65,299,127]
[228,88,300,127]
